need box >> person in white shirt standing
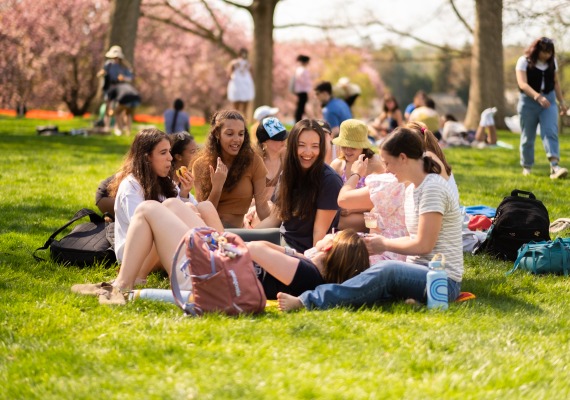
[515,37,568,179]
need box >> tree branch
[220,0,250,11]
[449,0,473,34]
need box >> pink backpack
[170,227,266,316]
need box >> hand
[209,157,228,188]
[537,95,551,109]
[351,154,368,177]
[178,169,194,194]
[363,234,386,255]
[560,103,568,116]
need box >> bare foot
[277,292,304,312]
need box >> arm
[256,210,282,228]
[194,157,227,208]
[554,71,568,115]
[246,241,300,285]
[365,212,442,256]
[312,209,338,247]
[516,69,551,109]
[338,175,374,210]
[252,177,271,221]
[394,109,404,127]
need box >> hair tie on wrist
[350,173,361,180]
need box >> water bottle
[426,254,448,310]
[128,289,191,304]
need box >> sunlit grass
[1,117,570,399]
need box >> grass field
[1,116,570,399]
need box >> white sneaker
[522,168,532,176]
[550,165,568,179]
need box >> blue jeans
[298,261,461,310]
[518,90,560,168]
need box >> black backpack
[473,189,550,261]
[33,208,116,267]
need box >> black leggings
[295,92,308,123]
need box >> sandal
[98,286,128,305]
[550,218,570,233]
[71,281,114,296]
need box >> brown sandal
[98,286,128,305]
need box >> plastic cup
[364,212,378,229]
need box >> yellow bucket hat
[332,119,372,149]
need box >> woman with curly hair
[192,110,270,228]
[258,119,343,253]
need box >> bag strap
[33,208,104,262]
[507,241,534,276]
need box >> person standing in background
[227,48,255,118]
[164,99,190,134]
[516,37,568,179]
[292,55,312,123]
[99,46,134,130]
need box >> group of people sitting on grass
[73,110,463,312]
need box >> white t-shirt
[403,174,463,282]
[113,174,197,261]
[515,56,558,91]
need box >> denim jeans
[518,90,560,168]
[298,261,461,310]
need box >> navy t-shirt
[280,164,343,253]
[258,257,325,300]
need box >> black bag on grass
[33,208,116,267]
[473,189,550,261]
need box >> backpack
[473,189,550,261]
[170,227,266,316]
[33,208,116,267]
[507,238,570,276]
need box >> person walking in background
[516,37,568,179]
[314,81,352,138]
[292,55,312,123]
[164,99,190,134]
[99,45,134,130]
[227,48,255,118]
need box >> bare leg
[113,200,203,290]
[487,126,497,144]
[162,198,223,232]
[196,201,224,232]
[474,126,486,142]
[277,292,304,312]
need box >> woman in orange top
[192,110,270,228]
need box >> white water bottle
[128,289,191,304]
[426,254,448,310]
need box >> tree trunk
[106,0,141,66]
[464,0,504,129]
[249,0,279,109]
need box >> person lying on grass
[277,127,463,312]
[71,201,370,305]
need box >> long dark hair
[108,128,177,201]
[169,131,195,171]
[194,110,253,197]
[525,37,556,69]
[275,119,327,221]
[381,127,442,175]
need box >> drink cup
[364,212,378,229]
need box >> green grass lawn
[1,116,570,399]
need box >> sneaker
[522,168,532,176]
[550,165,568,179]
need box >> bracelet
[534,94,542,101]
[349,173,361,180]
[284,247,295,256]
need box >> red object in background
[468,215,493,231]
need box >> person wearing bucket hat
[99,45,134,130]
[330,119,384,232]
[250,105,279,147]
[243,117,288,228]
